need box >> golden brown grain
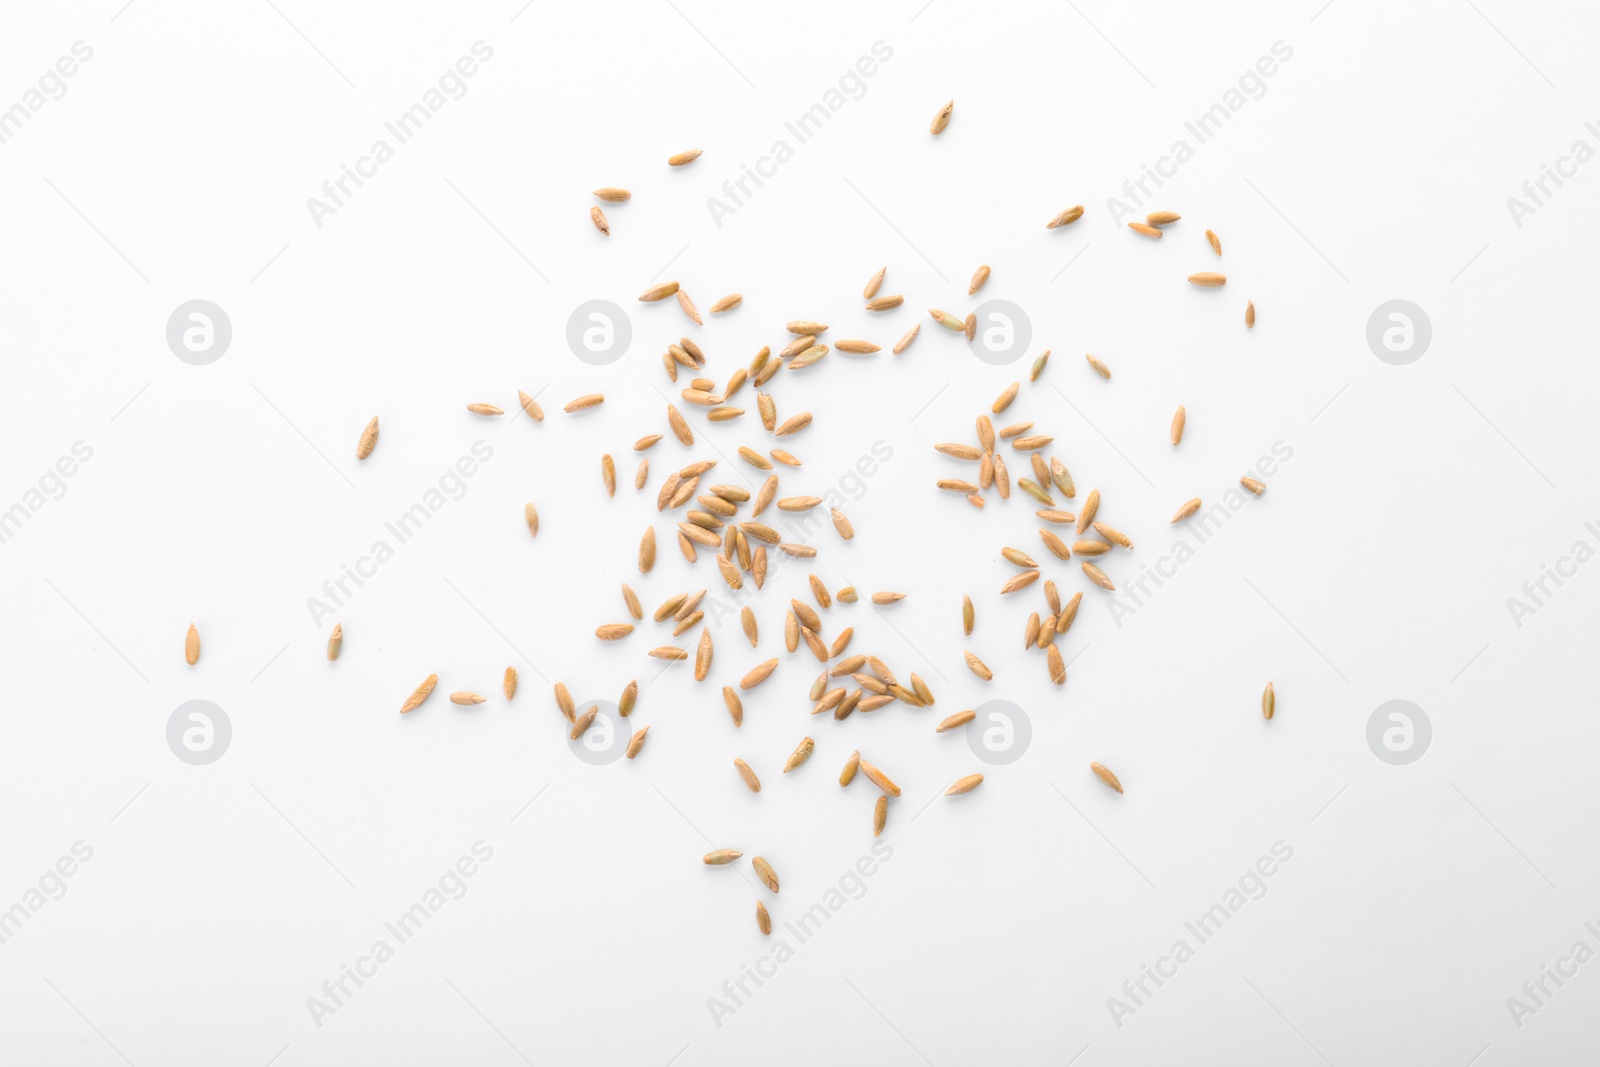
[517,390,544,421]
[503,667,518,700]
[1187,272,1226,287]
[929,308,965,332]
[946,774,984,795]
[1241,476,1266,496]
[1090,761,1124,794]
[840,750,861,786]
[1047,644,1066,685]
[638,280,679,302]
[753,856,780,893]
[1085,353,1111,379]
[620,679,638,717]
[893,323,921,354]
[1171,498,1201,523]
[1245,300,1256,328]
[1000,569,1040,595]
[864,267,886,299]
[668,149,702,166]
[859,758,901,796]
[400,674,438,714]
[451,691,486,706]
[1171,405,1186,446]
[1048,206,1084,228]
[1263,682,1275,720]
[741,658,778,690]
[639,527,657,571]
[992,381,1019,413]
[626,726,649,759]
[1128,222,1162,238]
[937,709,976,732]
[466,403,503,416]
[565,394,604,412]
[1077,489,1100,534]
[873,796,888,836]
[677,289,703,325]
[1074,539,1110,557]
[596,623,634,641]
[1082,562,1115,590]
[649,646,688,660]
[695,629,714,681]
[784,737,815,773]
[185,623,200,665]
[327,624,343,661]
[835,339,880,353]
[1206,229,1222,256]
[711,293,742,313]
[593,187,631,202]
[969,264,991,295]
[965,650,993,680]
[1147,210,1181,226]
[756,901,771,934]
[962,594,974,635]
[930,99,953,135]
[590,205,610,236]
[356,417,379,460]
[704,848,743,865]
[554,682,576,722]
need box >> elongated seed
[626,726,648,759]
[734,758,761,793]
[965,650,992,680]
[1206,229,1222,256]
[327,624,343,661]
[639,281,679,302]
[185,623,200,665]
[356,417,379,459]
[593,187,631,202]
[503,667,517,700]
[1082,562,1114,590]
[1077,489,1100,533]
[590,205,609,235]
[1048,206,1084,228]
[1241,476,1266,496]
[1091,761,1124,794]
[946,774,984,795]
[704,848,743,865]
[1263,682,1276,720]
[668,149,702,166]
[859,758,901,796]
[930,99,953,135]
[756,900,771,934]
[893,324,920,354]
[864,267,886,299]
[874,795,888,835]
[752,856,780,893]
[784,737,815,773]
[1187,272,1226,287]
[400,674,438,714]
[565,394,604,412]
[969,264,991,295]
[518,390,544,421]
[1171,405,1186,446]
[569,706,597,737]
[1086,353,1111,379]
[1171,498,1202,523]
[741,659,778,689]
[711,293,742,313]
[1147,210,1181,226]
[841,750,861,786]
[937,710,976,732]
[1129,222,1162,238]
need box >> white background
[1,0,1596,1064]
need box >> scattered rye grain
[1048,644,1066,685]
[639,281,679,301]
[836,585,858,604]
[1073,539,1111,557]
[704,848,743,865]
[946,774,984,795]
[626,726,649,759]
[356,417,379,460]
[555,682,576,721]
[1039,529,1071,560]
[1263,682,1275,720]
[784,737,815,773]
[1171,498,1202,523]
[962,594,974,635]
[1147,210,1181,226]
[1001,569,1039,595]
[938,709,976,732]
[1246,300,1256,328]
[1086,353,1111,379]
[596,623,634,640]
[724,686,744,727]
[503,667,517,700]
[400,674,438,714]
[864,267,886,299]
[741,659,778,689]
[874,795,888,836]
[590,205,609,235]
[451,691,486,706]
[1241,476,1266,496]
[620,679,638,717]
[859,759,901,796]
[964,313,976,340]
[836,339,880,353]
[327,624,343,661]
[1128,222,1162,238]
[668,149,702,166]
[1171,405,1186,446]
[676,289,703,325]
[770,450,801,468]
[965,650,993,680]
[649,646,688,660]
[185,623,200,665]
[775,413,813,436]
[841,751,861,786]
[734,758,761,793]
[517,390,544,421]
[1206,229,1222,256]
[639,527,657,571]
[969,264,991,295]
[1077,489,1100,533]
[1187,272,1226,287]
[1038,509,1075,524]
[466,403,503,416]
[893,324,921,354]
[565,394,604,412]
[930,99,954,135]
[756,901,771,935]
[1057,592,1082,633]
[930,308,965,332]
[1030,349,1051,381]
[1090,761,1124,794]
[711,293,742,313]
[867,294,904,311]
[992,382,1019,413]
[1082,562,1115,590]
[1093,522,1132,549]
[695,629,714,681]
[593,187,631,202]
[752,857,780,894]
[1048,206,1084,228]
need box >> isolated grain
[930,308,965,332]
[668,149,702,166]
[704,848,743,865]
[1030,349,1051,381]
[711,293,742,314]
[1171,498,1202,523]
[1147,211,1181,226]
[565,394,604,412]
[185,623,200,665]
[893,324,921,354]
[946,774,984,795]
[1093,522,1132,549]
[1206,229,1222,256]
[626,727,649,759]
[1129,222,1162,238]
[1000,569,1039,595]
[695,629,714,681]
[1263,682,1276,720]
[1086,353,1111,379]
[1048,206,1084,228]
[938,709,976,732]
[967,494,985,509]
[326,624,343,662]
[1047,644,1066,685]
[775,413,813,436]
[620,679,638,717]
[1246,300,1256,328]
[590,205,610,236]
[1090,761,1124,794]
[1082,562,1115,590]
[836,586,857,604]
[741,659,778,690]
[873,796,888,836]
[601,454,616,497]
[733,758,761,793]
[724,687,744,727]
[965,650,993,681]
[784,737,815,773]
[400,674,438,713]
[867,294,904,311]
[649,646,688,660]
[752,857,780,894]
[596,623,634,641]
[969,264,991,295]
[1171,405,1186,446]
[518,390,544,421]
[677,289,703,325]
[503,667,518,700]
[756,901,772,935]
[593,187,631,202]
[555,682,576,721]
[1241,476,1266,496]
[992,382,1019,414]
[452,691,486,706]
[467,403,503,417]
[1077,489,1100,534]
[639,280,679,302]
[639,527,657,572]
[930,99,954,135]
[860,266,888,300]
[666,404,693,447]
[836,339,880,353]
[826,508,854,542]
[1187,272,1226,288]
[859,759,901,797]
[1039,529,1071,560]
[356,417,379,460]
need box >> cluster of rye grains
[178,111,1280,938]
